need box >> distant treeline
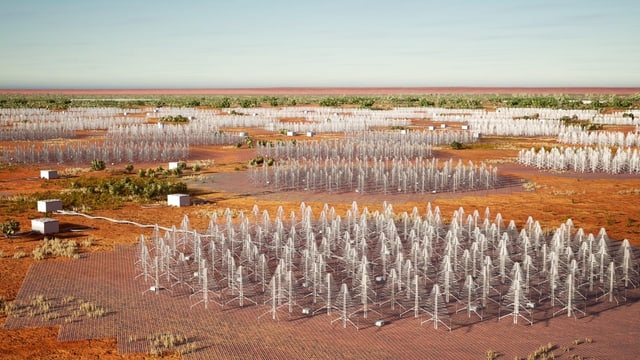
[0,93,638,110]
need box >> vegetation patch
[3,294,108,324]
[1,93,639,110]
[71,176,185,200]
[19,176,190,212]
[32,237,79,260]
[1,219,20,238]
[159,115,189,123]
[90,159,106,171]
[617,188,640,195]
[145,332,197,357]
[248,155,274,166]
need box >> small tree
[90,159,106,171]
[125,164,134,174]
[1,219,20,239]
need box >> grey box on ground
[32,218,59,234]
[37,199,63,213]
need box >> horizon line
[1,86,639,96]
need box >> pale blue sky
[1,0,639,88]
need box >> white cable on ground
[55,210,176,233]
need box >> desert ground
[1,88,640,359]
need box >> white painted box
[168,162,185,170]
[32,218,59,234]
[37,199,62,213]
[40,170,58,179]
[168,194,190,207]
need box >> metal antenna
[499,263,533,325]
[421,284,451,331]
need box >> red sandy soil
[2,87,640,95]
[1,101,640,359]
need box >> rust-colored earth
[1,91,640,359]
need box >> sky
[1,0,639,89]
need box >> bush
[90,159,106,171]
[450,141,465,150]
[160,115,189,123]
[249,156,274,167]
[249,156,264,166]
[1,219,20,238]
[125,164,134,173]
[586,123,604,131]
[244,136,255,148]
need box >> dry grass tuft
[32,237,78,260]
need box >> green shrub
[248,156,275,167]
[1,219,20,238]
[160,115,189,123]
[90,159,106,171]
[586,123,604,131]
[450,141,465,150]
